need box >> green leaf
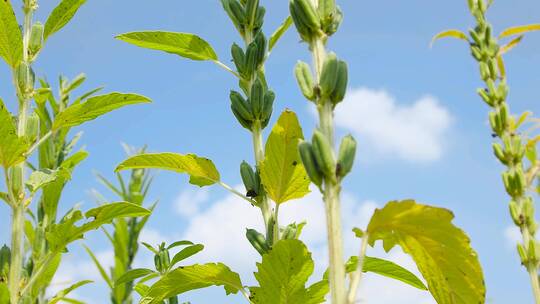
[167,240,194,249]
[260,110,310,204]
[116,153,220,187]
[115,268,155,286]
[367,200,485,304]
[0,282,9,304]
[0,192,9,206]
[140,263,243,304]
[430,29,469,47]
[346,256,427,290]
[44,0,87,40]
[0,99,28,168]
[83,245,113,289]
[169,244,204,268]
[48,280,93,304]
[499,24,540,39]
[116,31,218,61]
[26,168,71,193]
[250,239,326,304]
[0,0,22,67]
[53,92,151,130]
[47,202,150,251]
[269,16,293,52]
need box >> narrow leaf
[44,0,87,40]
[116,153,220,187]
[499,35,524,55]
[269,16,293,52]
[0,99,28,168]
[367,200,485,304]
[499,24,540,39]
[140,263,243,304]
[48,280,93,304]
[115,268,155,286]
[116,31,218,61]
[83,245,113,289]
[169,244,204,268]
[53,92,151,130]
[260,110,310,204]
[0,0,23,67]
[430,29,469,47]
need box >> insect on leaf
[52,92,151,130]
[116,31,218,61]
[367,200,485,304]
[0,0,23,67]
[44,0,87,40]
[260,110,310,204]
[0,99,28,168]
[430,29,469,47]
[139,263,243,304]
[116,153,220,187]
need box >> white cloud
[504,225,522,248]
[332,87,452,162]
[174,187,210,216]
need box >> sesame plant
[433,0,540,302]
[109,1,487,304]
[85,145,157,304]
[0,0,152,303]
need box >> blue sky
[1,0,540,303]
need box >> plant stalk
[347,233,369,303]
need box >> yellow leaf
[430,29,469,48]
[499,24,540,39]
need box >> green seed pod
[498,81,509,101]
[517,244,528,265]
[295,61,316,101]
[230,90,253,122]
[325,6,343,36]
[250,79,265,119]
[16,63,35,95]
[477,88,493,106]
[528,240,537,263]
[509,200,522,225]
[253,6,266,33]
[266,216,275,247]
[28,22,44,58]
[245,41,259,77]
[479,62,490,80]
[492,142,506,164]
[0,245,10,277]
[240,161,259,197]
[232,106,253,130]
[281,224,297,240]
[293,0,321,31]
[246,228,269,255]
[330,60,348,105]
[319,53,339,99]
[470,45,482,61]
[311,130,336,180]
[245,0,259,26]
[158,249,170,272]
[154,253,163,273]
[488,111,500,135]
[25,112,39,143]
[261,90,275,123]
[289,1,311,41]
[229,0,246,27]
[298,141,323,187]
[254,32,267,68]
[231,43,246,76]
[523,197,535,224]
[337,134,356,178]
[469,29,482,47]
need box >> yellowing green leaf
[367,200,485,304]
[260,110,310,204]
[116,153,220,187]
[250,240,327,304]
[430,29,469,47]
[116,31,218,61]
[269,16,293,52]
[52,92,151,130]
[140,263,243,304]
[499,24,540,39]
[499,35,524,55]
[25,168,71,193]
[0,0,23,67]
[44,0,87,40]
[0,99,28,168]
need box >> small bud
[250,79,265,119]
[330,60,348,105]
[246,228,269,255]
[312,130,336,180]
[15,63,35,96]
[337,134,356,178]
[28,22,44,59]
[295,61,316,101]
[25,112,39,143]
[240,161,260,198]
[319,53,339,100]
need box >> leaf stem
[213,60,240,78]
[25,130,52,157]
[347,233,369,303]
[217,181,256,205]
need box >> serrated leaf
[0,0,23,67]
[345,256,427,290]
[260,110,310,204]
[48,280,93,304]
[116,31,218,61]
[140,263,243,304]
[26,168,71,193]
[169,244,204,268]
[269,16,293,52]
[430,29,469,47]
[499,24,540,39]
[44,0,87,40]
[250,239,326,304]
[367,200,485,304]
[115,268,155,286]
[0,99,28,168]
[116,153,220,187]
[53,92,151,130]
[47,202,150,251]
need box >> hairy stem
[251,121,272,227]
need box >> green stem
[311,34,346,304]
[347,233,368,303]
[252,121,272,227]
[9,204,25,304]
